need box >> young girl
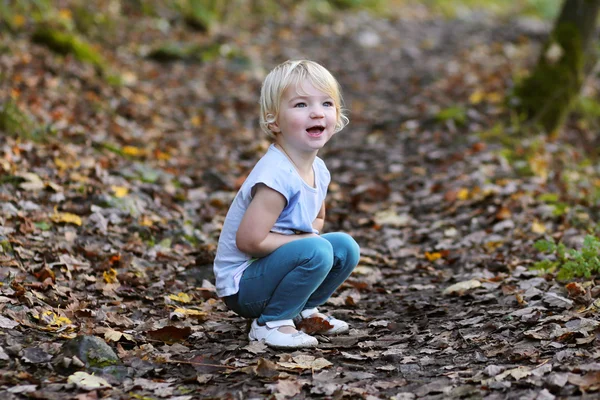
[213,60,360,349]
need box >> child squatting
[213,60,360,349]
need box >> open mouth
[306,126,325,137]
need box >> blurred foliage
[0,0,560,38]
[0,99,54,142]
[534,235,600,280]
[31,26,108,72]
[418,0,560,20]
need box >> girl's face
[271,79,337,154]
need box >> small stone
[61,335,119,369]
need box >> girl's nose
[310,108,325,118]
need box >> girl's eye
[294,102,307,108]
[323,101,334,107]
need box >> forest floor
[1,2,600,399]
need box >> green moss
[0,99,40,140]
[147,42,202,62]
[514,23,585,133]
[147,41,249,65]
[181,0,216,32]
[435,105,467,126]
[87,352,118,368]
[31,27,107,73]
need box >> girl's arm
[236,184,316,258]
[312,201,325,233]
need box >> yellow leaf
[103,268,118,284]
[191,115,202,127]
[111,185,129,198]
[528,154,548,182]
[13,14,26,27]
[54,158,68,171]
[425,252,442,262]
[140,216,154,227]
[51,211,82,226]
[173,308,208,319]
[532,220,546,234]
[58,9,72,20]
[122,146,145,157]
[457,188,470,201]
[469,90,485,104]
[169,292,192,303]
[155,150,171,161]
[486,92,503,103]
[485,241,504,252]
[40,311,73,329]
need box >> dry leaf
[0,315,19,329]
[51,210,82,226]
[531,220,546,234]
[296,316,333,335]
[103,268,118,284]
[443,279,481,296]
[266,380,303,398]
[278,355,332,371]
[111,186,129,198]
[67,372,112,391]
[168,292,193,303]
[147,326,191,343]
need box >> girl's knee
[304,237,334,263]
[323,232,360,264]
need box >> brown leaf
[568,372,600,391]
[146,326,191,343]
[296,316,333,335]
[256,358,279,378]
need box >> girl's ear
[269,122,281,133]
[266,113,280,133]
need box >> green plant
[32,27,108,73]
[435,105,467,126]
[0,99,53,141]
[533,235,600,280]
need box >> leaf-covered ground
[1,3,600,399]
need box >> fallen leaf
[168,292,193,303]
[111,185,129,198]
[18,172,45,191]
[103,328,134,342]
[147,326,192,343]
[425,252,442,262]
[242,340,268,355]
[531,220,546,234]
[51,210,82,226]
[278,355,332,371]
[296,316,333,334]
[568,372,600,391]
[170,308,208,321]
[0,315,19,329]
[67,371,112,391]
[103,268,118,284]
[443,279,481,296]
[266,380,303,398]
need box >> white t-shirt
[213,144,330,297]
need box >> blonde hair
[259,60,349,139]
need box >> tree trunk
[515,0,600,134]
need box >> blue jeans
[224,232,360,324]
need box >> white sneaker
[248,319,318,349]
[295,307,349,335]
